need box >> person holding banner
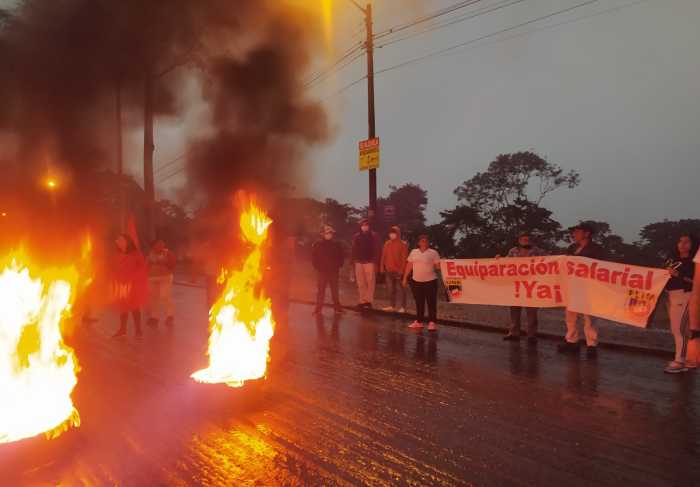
[500,231,547,342]
[687,246,700,369]
[663,233,697,373]
[403,234,441,331]
[559,223,607,356]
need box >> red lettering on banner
[446,261,457,277]
[596,267,610,283]
[514,281,521,298]
[518,264,529,275]
[645,271,653,290]
[567,261,575,275]
[629,273,644,289]
[535,262,548,275]
[478,264,488,280]
[611,270,622,285]
[522,280,538,298]
[537,285,552,299]
[575,263,588,278]
[507,264,517,276]
[590,262,598,280]
[555,284,563,303]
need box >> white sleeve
[407,249,417,262]
[433,250,441,263]
[694,248,700,264]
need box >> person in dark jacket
[662,233,697,373]
[351,219,380,309]
[312,225,345,315]
[559,222,608,356]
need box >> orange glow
[321,0,334,51]
[191,203,275,388]
[0,250,81,444]
[45,178,58,190]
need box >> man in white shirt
[402,234,441,331]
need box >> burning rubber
[191,203,275,388]
[0,252,81,444]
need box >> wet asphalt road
[1,285,699,486]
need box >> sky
[1,0,697,241]
[305,0,700,241]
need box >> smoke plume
[0,0,328,204]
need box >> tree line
[278,151,700,266]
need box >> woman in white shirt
[402,234,441,331]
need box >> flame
[0,250,81,444]
[191,203,275,388]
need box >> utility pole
[365,2,378,223]
[143,73,156,240]
[115,79,126,230]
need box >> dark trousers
[316,271,341,310]
[509,306,538,336]
[410,279,438,323]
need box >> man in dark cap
[558,222,607,356]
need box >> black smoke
[0,0,327,203]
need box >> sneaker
[586,346,598,358]
[503,333,520,341]
[382,306,395,312]
[427,322,438,332]
[557,341,580,354]
[408,321,424,329]
[398,307,406,313]
[664,361,688,374]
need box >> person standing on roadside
[311,225,345,315]
[111,234,148,338]
[146,239,177,327]
[403,234,441,332]
[499,231,547,343]
[662,233,697,373]
[687,244,700,369]
[351,219,379,310]
[380,225,409,313]
[558,223,607,357]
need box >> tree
[637,219,700,262]
[377,183,428,237]
[446,151,580,255]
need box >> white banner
[440,256,670,327]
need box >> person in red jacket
[111,234,148,338]
[380,226,409,312]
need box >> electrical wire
[375,0,602,77]
[304,41,366,88]
[375,0,527,49]
[155,153,186,174]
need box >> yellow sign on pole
[359,137,380,171]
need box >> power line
[154,153,185,174]
[375,0,602,77]
[304,41,365,88]
[158,165,186,183]
[375,0,527,49]
[321,0,649,99]
[373,0,484,41]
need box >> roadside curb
[174,281,671,358]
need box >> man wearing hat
[351,218,380,309]
[559,222,607,356]
[500,230,547,342]
[311,224,345,315]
